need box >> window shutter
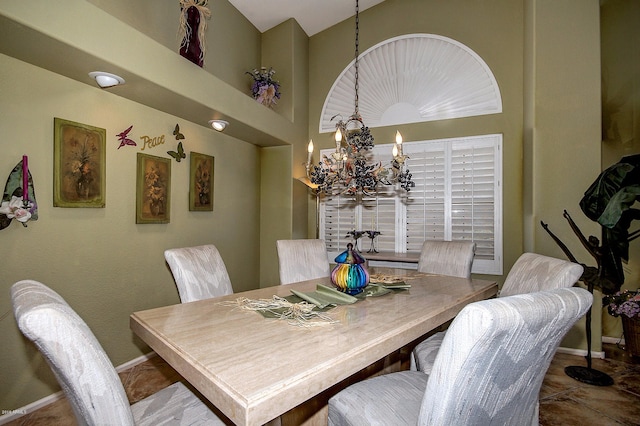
[405,146,447,251]
[450,139,496,267]
[322,195,355,253]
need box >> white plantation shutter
[323,195,356,253]
[354,196,392,253]
[448,137,501,273]
[405,146,447,251]
[319,134,502,274]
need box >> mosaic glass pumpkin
[331,243,369,295]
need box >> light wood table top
[130,268,497,426]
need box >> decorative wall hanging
[116,125,136,149]
[53,118,106,208]
[173,123,185,140]
[246,67,281,108]
[168,141,186,162]
[136,153,171,224]
[178,0,211,67]
[0,156,38,230]
[168,124,186,162]
[320,33,503,133]
[189,152,214,211]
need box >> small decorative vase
[331,243,369,295]
[76,175,90,199]
[199,191,209,206]
[150,200,162,216]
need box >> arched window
[320,34,502,133]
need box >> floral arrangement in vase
[67,137,98,199]
[604,289,640,318]
[144,164,167,216]
[246,67,281,108]
[194,158,211,206]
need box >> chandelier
[305,0,415,196]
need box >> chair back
[11,280,135,426]
[419,287,592,425]
[276,239,331,285]
[164,244,233,303]
[500,252,584,297]
[417,240,476,278]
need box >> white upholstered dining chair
[412,252,584,373]
[417,240,476,279]
[276,239,331,285]
[328,287,592,426]
[164,244,233,303]
[11,280,226,426]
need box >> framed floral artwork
[189,152,214,211]
[53,118,106,207]
[136,153,171,224]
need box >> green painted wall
[259,19,310,286]
[0,0,270,412]
[0,52,261,408]
[527,0,603,351]
[87,0,262,93]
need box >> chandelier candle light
[305,0,414,196]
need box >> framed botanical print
[53,118,106,207]
[189,152,214,211]
[136,153,171,224]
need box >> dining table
[130,267,497,426]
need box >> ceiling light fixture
[208,120,228,132]
[88,71,125,88]
[305,0,414,196]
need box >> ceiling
[227,0,386,36]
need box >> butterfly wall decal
[168,141,186,162]
[173,124,185,140]
[116,125,136,149]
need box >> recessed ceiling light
[208,120,228,132]
[89,71,125,88]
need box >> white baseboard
[114,351,157,373]
[0,352,156,425]
[556,346,606,359]
[602,335,625,345]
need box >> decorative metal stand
[366,230,381,253]
[346,230,365,252]
[540,215,615,387]
[564,279,614,386]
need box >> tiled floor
[539,344,640,425]
[4,344,640,425]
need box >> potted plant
[542,154,640,295]
[246,67,281,108]
[603,289,640,356]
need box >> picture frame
[189,152,214,211]
[53,118,106,207]
[136,153,171,224]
